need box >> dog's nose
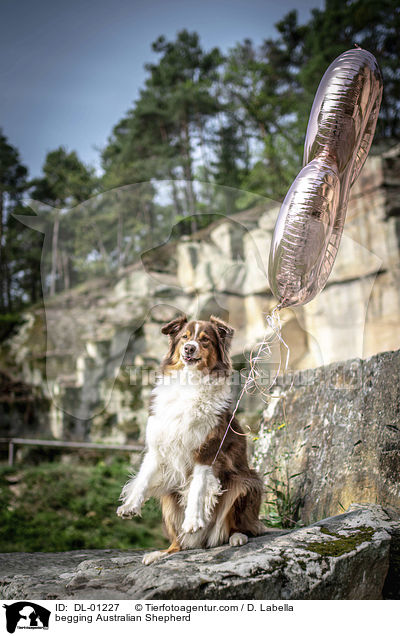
[184,343,197,355]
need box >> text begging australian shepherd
[117,314,265,565]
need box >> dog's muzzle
[182,341,200,364]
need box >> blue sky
[0,0,323,178]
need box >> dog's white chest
[146,372,231,488]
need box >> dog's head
[160,315,234,376]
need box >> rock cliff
[2,146,400,442]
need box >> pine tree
[30,147,97,295]
[299,0,400,141]
[0,130,29,311]
[102,30,223,233]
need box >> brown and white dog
[117,314,264,564]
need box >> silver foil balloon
[268,48,383,308]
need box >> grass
[0,457,168,552]
[261,465,303,529]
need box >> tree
[30,147,97,295]
[211,116,249,213]
[0,130,29,311]
[144,31,223,226]
[223,29,306,201]
[222,1,400,203]
[299,0,400,141]
[102,30,223,232]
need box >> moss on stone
[306,526,375,557]
[320,526,341,538]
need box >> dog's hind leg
[205,481,246,548]
[207,476,264,549]
[229,532,248,546]
[232,474,266,538]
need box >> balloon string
[211,304,290,465]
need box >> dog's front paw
[182,513,205,534]
[116,501,142,518]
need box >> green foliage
[102,29,224,234]
[29,148,99,297]
[0,459,167,552]
[298,0,400,141]
[30,147,97,208]
[0,130,30,313]
[223,35,304,200]
[259,420,304,529]
[261,462,303,529]
[0,312,25,341]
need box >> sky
[0,0,323,178]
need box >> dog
[117,314,265,564]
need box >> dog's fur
[117,314,264,564]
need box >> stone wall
[254,349,400,525]
[3,146,400,441]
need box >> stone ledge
[0,504,398,600]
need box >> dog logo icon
[3,602,50,633]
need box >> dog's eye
[182,334,188,340]
[201,337,209,344]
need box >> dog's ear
[210,315,234,363]
[161,314,188,337]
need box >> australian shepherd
[117,314,264,564]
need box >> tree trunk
[169,175,183,218]
[50,213,60,296]
[196,114,213,208]
[117,211,123,269]
[160,124,183,220]
[144,201,154,246]
[224,188,235,216]
[5,258,12,310]
[181,118,197,233]
[0,191,5,310]
[30,270,38,305]
[57,250,64,293]
[89,221,108,269]
[62,250,70,290]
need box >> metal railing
[0,437,144,467]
